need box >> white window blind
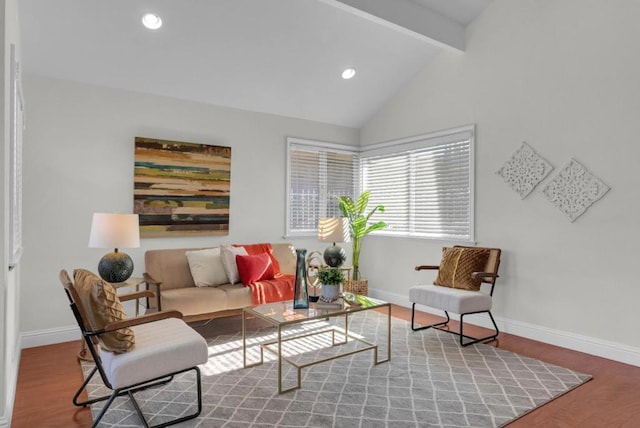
[361,125,474,242]
[286,138,358,235]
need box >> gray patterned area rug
[82,311,591,427]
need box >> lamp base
[98,251,134,283]
[323,245,346,268]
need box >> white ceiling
[19,0,492,128]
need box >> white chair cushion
[99,317,208,389]
[409,284,492,314]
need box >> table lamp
[318,217,348,267]
[89,213,140,283]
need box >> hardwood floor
[11,305,640,427]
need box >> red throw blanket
[248,275,295,305]
[235,243,294,304]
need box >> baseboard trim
[370,288,640,367]
[20,325,79,349]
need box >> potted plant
[317,267,345,301]
[334,190,387,293]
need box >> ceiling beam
[319,0,465,52]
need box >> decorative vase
[321,284,340,301]
[293,248,309,309]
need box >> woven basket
[344,279,368,296]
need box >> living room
[2,0,640,427]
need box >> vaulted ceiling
[19,0,492,128]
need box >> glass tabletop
[244,294,388,325]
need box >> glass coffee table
[242,295,391,393]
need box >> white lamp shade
[88,213,140,249]
[318,217,349,243]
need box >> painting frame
[134,137,231,237]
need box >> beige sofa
[144,243,296,322]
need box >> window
[286,125,474,242]
[361,125,474,242]
[286,138,359,236]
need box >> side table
[112,277,146,316]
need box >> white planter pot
[321,284,340,301]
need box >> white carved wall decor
[540,158,610,222]
[496,142,554,198]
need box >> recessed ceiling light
[341,68,356,80]
[142,13,162,30]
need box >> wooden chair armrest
[415,265,440,271]
[102,310,183,332]
[471,272,500,279]
[143,273,163,311]
[119,290,155,302]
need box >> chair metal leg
[91,389,120,428]
[128,390,151,428]
[73,365,99,407]
[458,310,499,346]
[73,365,174,408]
[77,366,202,428]
[138,367,202,428]
[411,303,450,331]
[411,304,499,347]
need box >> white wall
[360,0,640,363]
[1,0,21,426]
[20,74,358,342]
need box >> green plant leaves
[355,190,370,215]
[317,267,345,285]
[333,190,387,281]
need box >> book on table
[313,298,343,309]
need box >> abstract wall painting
[134,137,231,237]
[540,158,610,222]
[496,142,554,199]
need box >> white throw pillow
[220,245,248,284]
[185,248,229,287]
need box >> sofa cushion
[236,253,276,284]
[220,245,248,284]
[434,247,490,291]
[145,248,199,292]
[271,243,296,275]
[160,285,252,316]
[185,247,228,287]
[73,269,135,353]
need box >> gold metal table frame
[242,298,391,394]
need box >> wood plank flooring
[11,305,640,427]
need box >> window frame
[285,124,475,243]
[360,124,475,243]
[285,137,360,237]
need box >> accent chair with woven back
[60,268,208,428]
[409,245,502,346]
